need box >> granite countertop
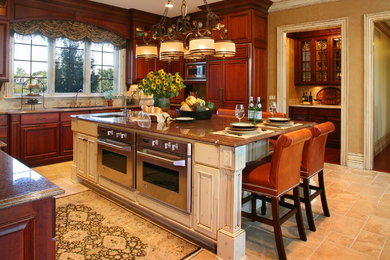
[289,104,341,109]
[1,105,134,114]
[0,151,64,210]
[73,113,315,147]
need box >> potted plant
[103,90,114,106]
[138,69,186,112]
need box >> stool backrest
[216,108,235,117]
[271,128,312,194]
[302,122,335,174]
[263,112,286,119]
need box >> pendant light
[214,40,236,58]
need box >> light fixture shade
[136,44,158,59]
[214,40,236,58]
[160,40,184,58]
[189,37,215,56]
[184,48,204,60]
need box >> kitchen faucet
[74,89,83,107]
[121,95,129,118]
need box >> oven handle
[137,150,186,167]
[97,139,132,152]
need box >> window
[13,34,48,94]
[55,38,85,93]
[11,33,121,96]
[91,42,114,93]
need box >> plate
[226,126,257,132]
[264,121,294,127]
[230,122,256,129]
[176,117,195,122]
[225,127,259,135]
[268,117,290,122]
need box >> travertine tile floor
[33,162,390,260]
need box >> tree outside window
[90,42,114,93]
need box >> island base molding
[217,229,247,260]
[78,178,218,253]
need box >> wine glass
[272,102,277,116]
[235,104,245,122]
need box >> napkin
[156,112,173,124]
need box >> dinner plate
[264,121,294,127]
[176,117,195,122]
[268,117,290,122]
[225,127,259,135]
[230,122,256,129]
[226,126,258,132]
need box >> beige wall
[268,0,390,155]
[373,23,390,153]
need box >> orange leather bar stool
[299,122,335,231]
[242,128,312,260]
[263,111,287,119]
[216,108,235,117]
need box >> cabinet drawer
[61,111,89,122]
[21,113,59,125]
[290,107,308,115]
[309,108,340,117]
[0,115,7,126]
[0,126,7,138]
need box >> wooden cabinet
[76,133,97,182]
[207,58,249,109]
[289,106,341,147]
[0,115,8,153]
[0,20,9,83]
[228,11,252,43]
[289,29,341,85]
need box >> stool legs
[272,198,286,260]
[303,178,316,232]
[294,187,307,241]
[318,170,330,217]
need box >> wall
[268,0,390,155]
[373,23,390,155]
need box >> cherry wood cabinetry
[0,115,8,153]
[288,29,341,85]
[289,106,341,147]
[0,20,10,86]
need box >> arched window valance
[10,20,127,48]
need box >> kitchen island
[71,113,313,260]
[0,150,64,259]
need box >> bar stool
[242,128,312,260]
[299,122,335,231]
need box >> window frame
[7,33,123,98]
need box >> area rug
[55,190,200,260]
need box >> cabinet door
[223,59,249,108]
[314,38,329,83]
[134,57,155,83]
[330,36,342,84]
[193,164,219,239]
[206,61,223,109]
[86,137,98,182]
[295,39,313,85]
[21,123,60,162]
[60,122,73,156]
[0,21,9,82]
[228,11,251,43]
[77,134,87,178]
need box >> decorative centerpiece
[138,69,185,112]
[177,96,214,120]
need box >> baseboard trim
[374,132,390,156]
[346,153,364,169]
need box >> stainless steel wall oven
[136,134,192,213]
[97,126,135,189]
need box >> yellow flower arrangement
[138,69,186,98]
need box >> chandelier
[136,0,236,61]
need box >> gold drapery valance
[11,20,127,48]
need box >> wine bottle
[302,92,305,103]
[248,97,255,122]
[254,97,262,123]
[309,92,313,104]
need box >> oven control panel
[137,134,191,156]
[98,126,134,144]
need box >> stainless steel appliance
[97,126,135,189]
[185,62,206,81]
[136,134,192,213]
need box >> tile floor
[33,162,390,260]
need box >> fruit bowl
[176,109,213,120]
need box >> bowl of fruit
[177,96,214,120]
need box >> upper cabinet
[0,0,10,85]
[289,29,341,85]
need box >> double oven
[97,126,192,213]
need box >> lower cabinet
[193,164,219,239]
[289,106,341,147]
[60,122,73,156]
[76,133,98,183]
[21,123,60,163]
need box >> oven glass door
[97,140,134,188]
[186,64,206,80]
[137,149,191,213]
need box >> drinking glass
[235,104,245,122]
[272,102,277,115]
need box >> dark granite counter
[2,105,131,114]
[0,151,64,210]
[73,113,314,147]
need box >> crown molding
[269,0,340,13]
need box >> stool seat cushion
[243,162,277,196]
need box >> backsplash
[289,85,341,105]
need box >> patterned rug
[56,191,200,260]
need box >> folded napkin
[156,112,174,124]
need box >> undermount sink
[93,114,125,118]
